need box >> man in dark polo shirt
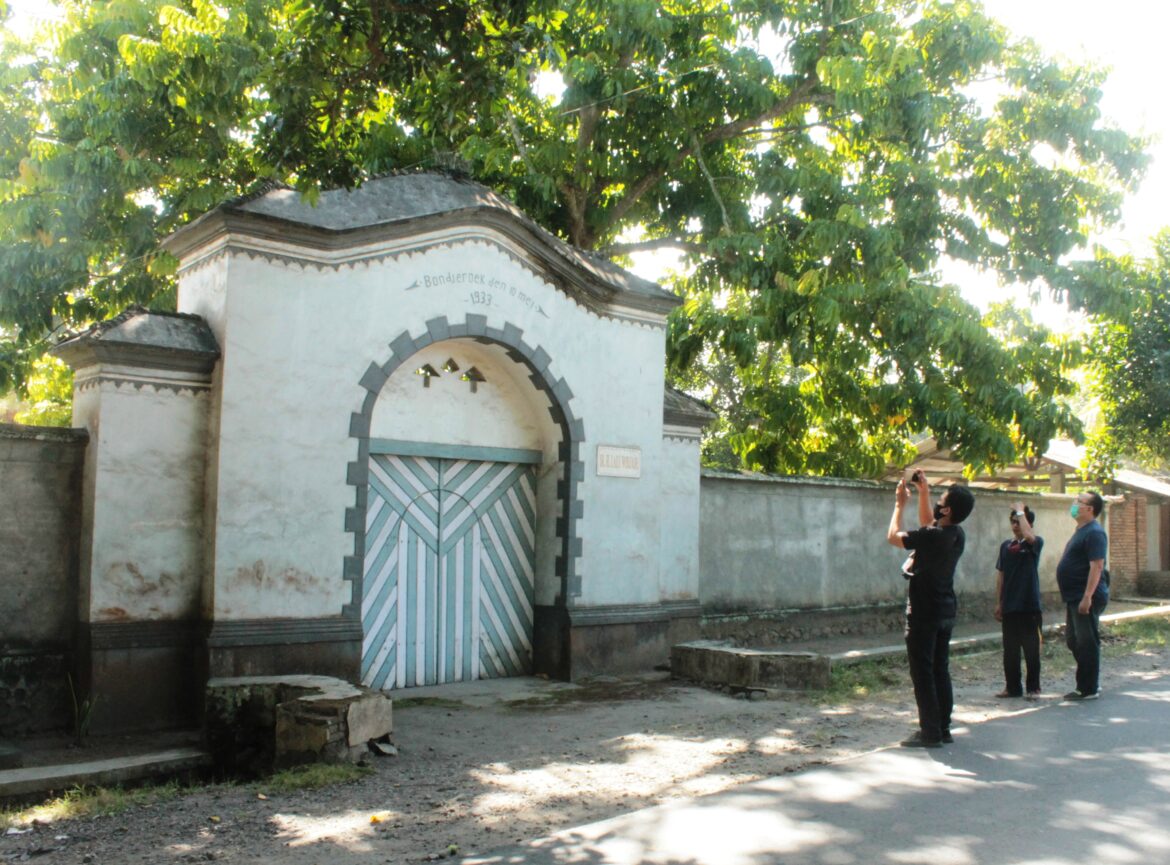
[1056,490,1108,700]
[887,471,975,748]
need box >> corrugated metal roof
[886,437,1170,500]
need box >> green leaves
[1089,231,1170,469]
[0,0,1150,479]
[0,0,550,390]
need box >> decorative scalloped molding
[75,375,213,396]
[179,231,667,330]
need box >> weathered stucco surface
[370,340,552,453]
[0,424,86,736]
[699,472,1083,615]
[183,231,689,620]
[655,437,703,601]
[73,378,210,622]
[0,425,85,644]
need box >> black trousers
[905,615,955,742]
[1001,611,1042,695]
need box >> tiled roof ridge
[221,178,293,209]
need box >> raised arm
[915,472,933,527]
[887,478,910,547]
[1010,501,1037,543]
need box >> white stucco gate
[50,173,712,731]
[361,448,537,689]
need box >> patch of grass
[391,696,465,709]
[1104,615,1170,656]
[817,657,907,702]
[257,762,373,794]
[1,781,182,830]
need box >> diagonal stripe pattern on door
[362,454,536,690]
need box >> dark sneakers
[941,729,954,744]
[901,731,943,749]
[1063,690,1100,701]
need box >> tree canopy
[1088,232,1170,471]
[0,0,1149,475]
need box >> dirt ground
[2,631,1167,865]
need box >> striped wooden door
[361,454,536,689]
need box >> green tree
[0,0,1148,475]
[13,354,73,426]
[1088,232,1170,470]
[0,0,549,390]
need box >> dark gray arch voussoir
[341,314,584,637]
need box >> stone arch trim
[340,313,584,621]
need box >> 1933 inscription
[407,271,550,318]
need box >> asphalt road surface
[464,672,1170,865]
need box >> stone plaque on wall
[596,445,641,478]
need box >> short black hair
[946,484,975,523]
[1010,505,1036,527]
[1085,491,1104,517]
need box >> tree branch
[692,131,731,234]
[574,104,600,180]
[601,237,708,256]
[504,108,538,175]
[605,75,824,230]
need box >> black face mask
[933,504,946,522]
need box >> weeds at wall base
[0,763,374,831]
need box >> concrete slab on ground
[0,747,211,801]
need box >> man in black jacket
[887,471,975,748]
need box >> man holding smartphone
[887,470,975,748]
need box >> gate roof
[163,172,681,321]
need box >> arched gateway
[54,173,711,727]
[354,330,577,688]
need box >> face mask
[1070,503,1080,519]
[933,504,945,521]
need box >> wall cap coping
[701,469,1119,503]
[0,423,88,444]
[700,469,889,492]
[50,306,220,374]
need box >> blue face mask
[1070,502,1080,519]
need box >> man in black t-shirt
[994,502,1044,698]
[887,471,975,748]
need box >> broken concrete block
[370,740,398,757]
[671,641,831,691]
[205,675,393,776]
[346,694,393,746]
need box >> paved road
[464,673,1170,865]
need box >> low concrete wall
[0,423,87,735]
[699,471,1082,641]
